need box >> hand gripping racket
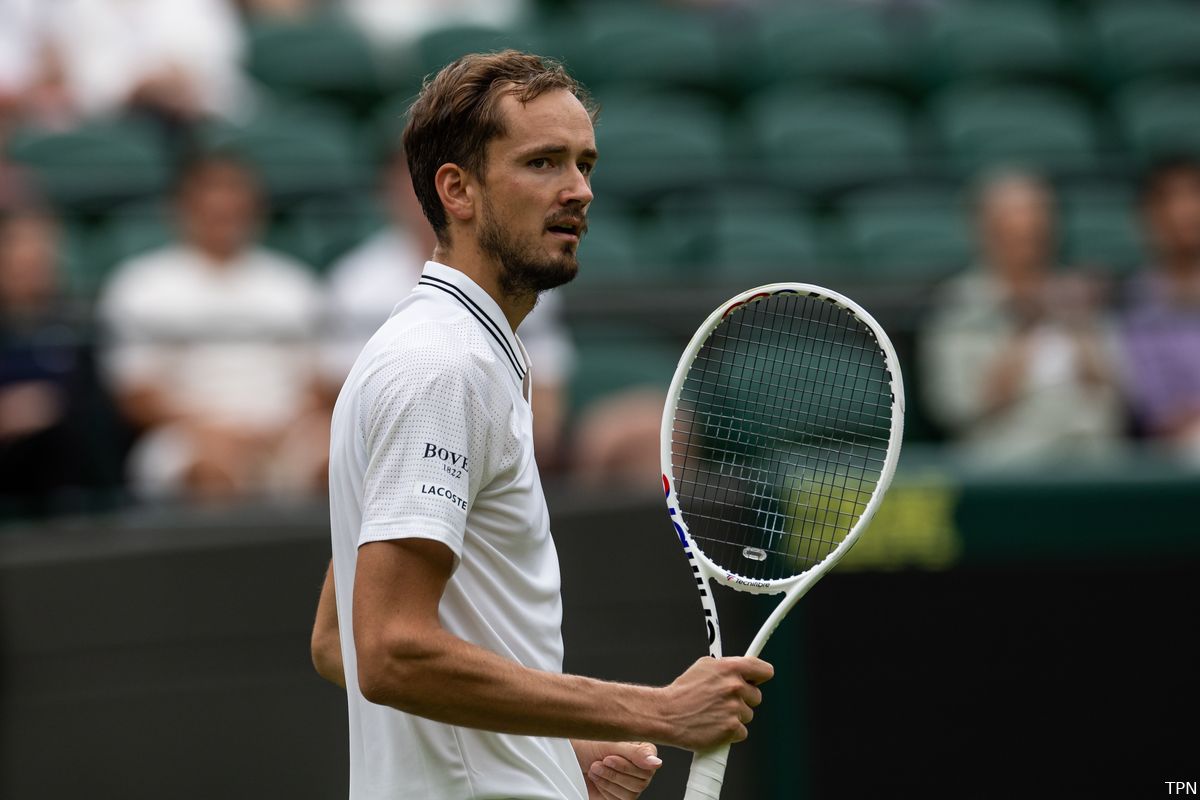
[661,284,904,799]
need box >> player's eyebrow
[517,144,599,161]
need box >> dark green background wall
[1,471,1197,799]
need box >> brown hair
[401,50,596,241]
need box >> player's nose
[560,166,593,207]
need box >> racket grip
[682,743,731,800]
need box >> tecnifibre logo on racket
[725,574,773,589]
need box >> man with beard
[311,52,772,800]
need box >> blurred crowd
[919,160,1200,465]
[2,0,1200,519]
[0,0,658,516]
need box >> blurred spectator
[35,0,249,127]
[0,158,37,214]
[0,208,122,515]
[344,0,527,50]
[234,0,317,21]
[568,387,665,488]
[325,149,575,469]
[0,0,74,133]
[1122,157,1200,458]
[919,171,1123,464]
[98,152,327,502]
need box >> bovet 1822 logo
[424,443,468,479]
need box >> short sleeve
[356,342,494,561]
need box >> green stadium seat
[1059,183,1144,275]
[1114,81,1200,161]
[930,84,1101,175]
[921,1,1073,86]
[198,105,366,200]
[836,184,972,280]
[653,187,821,282]
[551,5,725,93]
[568,327,679,415]
[57,216,94,297]
[5,118,168,211]
[747,3,908,91]
[589,90,727,198]
[364,93,415,163]
[709,210,821,284]
[1087,2,1200,86]
[573,212,642,287]
[245,14,383,113]
[88,202,173,291]
[743,86,914,192]
[266,197,384,272]
[412,24,540,81]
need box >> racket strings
[671,293,894,582]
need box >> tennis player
[311,51,773,800]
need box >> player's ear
[434,163,475,224]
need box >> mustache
[545,212,588,236]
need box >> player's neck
[431,242,534,333]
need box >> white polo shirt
[328,261,587,800]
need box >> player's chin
[551,257,580,287]
[538,252,579,290]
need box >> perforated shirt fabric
[327,261,586,800]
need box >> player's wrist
[640,684,684,748]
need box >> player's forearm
[358,627,672,745]
[312,630,346,688]
[311,563,345,688]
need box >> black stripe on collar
[418,277,526,381]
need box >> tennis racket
[661,283,904,799]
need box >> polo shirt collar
[416,261,528,387]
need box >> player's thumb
[737,656,775,685]
[617,741,662,769]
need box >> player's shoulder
[356,311,503,396]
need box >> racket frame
[659,283,905,799]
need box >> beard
[478,194,583,297]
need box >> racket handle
[683,743,731,800]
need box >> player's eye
[528,158,551,169]
[578,162,594,177]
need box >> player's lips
[545,217,586,243]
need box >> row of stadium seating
[9,76,1199,211]
[239,2,1200,113]
[53,178,1143,297]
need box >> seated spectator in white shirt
[919,170,1124,464]
[99,152,327,501]
[343,0,528,50]
[0,0,76,132]
[39,0,249,125]
[325,149,575,469]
